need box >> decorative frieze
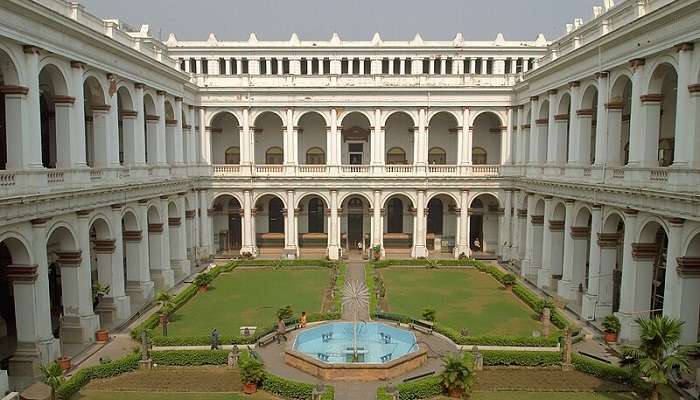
[55,251,82,267]
[549,220,564,231]
[6,264,39,283]
[122,230,142,242]
[631,243,659,260]
[676,257,700,278]
[92,239,116,254]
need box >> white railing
[471,165,500,176]
[384,165,414,174]
[341,165,370,174]
[428,165,457,174]
[47,170,64,184]
[213,164,241,175]
[0,172,16,186]
[298,165,328,174]
[89,168,103,180]
[610,167,625,180]
[649,168,669,183]
[255,165,284,174]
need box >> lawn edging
[367,258,580,347]
[132,259,344,346]
[57,350,335,400]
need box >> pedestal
[327,245,341,261]
[151,269,175,291]
[94,296,131,326]
[9,338,60,380]
[126,280,155,310]
[411,244,427,259]
[62,314,100,344]
[536,267,551,289]
[283,247,298,260]
[557,279,577,301]
[581,293,597,321]
[138,359,153,370]
[170,259,190,282]
[615,311,640,343]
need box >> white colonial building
[0,0,700,392]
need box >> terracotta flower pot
[243,382,257,394]
[449,388,464,398]
[198,284,208,293]
[58,356,71,371]
[505,284,513,293]
[159,315,169,325]
[95,329,109,342]
[604,331,618,343]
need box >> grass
[77,392,281,400]
[380,267,542,336]
[165,268,330,336]
[451,393,636,400]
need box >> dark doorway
[228,212,242,249]
[0,242,17,364]
[348,214,363,249]
[48,262,61,338]
[427,198,443,235]
[308,198,324,233]
[268,197,284,234]
[470,214,483,249]
[387,198,403,233]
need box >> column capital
[23,45,42,54]
[547,89,558,96]
[92,239,116,254]
[6,264,39,283]
[174,96,183,102]
[148,223,164,233]
[530,95,539,102]
[30,218,50,226]
[110,203,123,211]
[688,84,700,94]
[55,251,82,267]
[156,90,167,96]
[667,217,685,226]
[122,230,142,242]
[134,83,145,89]
[628,58,645,71]
[76,209,92,217]
[623,208,639,216]
[676,257,700,278]
[568,81,580,88]
[595,71,609,79]
[675,42,694,52]
[640,94,663,103]
[70,61,87,69]
[0,85,29,96]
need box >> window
[387,198,403,233]
[268,197,284,234]
[474,58,483,75]
[300,58,308,75]
[434,58,442,74]
[352,58,360,74]
[201,58,208,74]
[486,58,493,74]
[241,58,249,74]
[219,58,226,75]
[189,58,197,73]
[445,58,453,75]
[323,58,331,75]
[179,58,186,71]
[348,143,364,165]
[405,58,412,74]
[230,58,237,74]
[282,58,290,74]
[528,58,534,70]
[428,147,447,165]
[505,58,512,74]
[386,147,407,165]
[259,58,267,75]
[423,58,430,74]
[472,147,487,165]
[224,147,240,164]
[306,147,325,165]
[307,198,325,233]
[312,58,320,74]
[265,147,283,164]
[463,58,471,74]
[341,58,349,74]
[393,58,401,74]
[515,58,523,73]
[270,58,278,75]
[381,58,389,74]
[363,58,371,74]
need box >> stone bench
[257,331,277,347]
[410,319,434,334]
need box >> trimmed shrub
[481,350,562,367]
[396,376,443,400]
[320,386,335,400]
[261,372,315,399]
[150,350,229,366]
[56,354,140,399]
[571,353,633,384]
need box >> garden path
[341,252,370,322]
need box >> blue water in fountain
[293,322,419,364]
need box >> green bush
[261,372,315,399]
[376,388,392,400]
[396,376,443,400]
[571,353,633,384]
[150,350,229,366]
[481,350,561,367]
[56,354,140,399]
[320,386,335,400]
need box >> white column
[616,210,643,342]
[546,90,558,164]
[593,73,609,166]
[412,190,427,258]
[626,59,648,167]
[124,201,154,306]
[520,194,534,276]
[528,97,539,164]
[370,108,383,166]
[328,190,340,260]
[662,218,684,320]
[198,190,212,257]
[672,44,694,167]
[510,191,522,260]
[557,200,578,299]
[462,108,472,165]
[241,190,254,255]
[19,46,43,170]
[675,253,700,344]
[537,196,554,288]
[198,107,208,165]
[148,205,175,290]
[329,108,339,166]
[105,206,131,321]
[284,190,297,258]
[173,98,184,165]
[503,107,513,164]
[68,61,88,168]
[501,190,513,259]
[155,91,168,165]
[373,190,383,249]
[169,195,189,280]
[582,205,604,320]
[456,190,470,256]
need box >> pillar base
[171,259,191,282]
[126,280,155,310]
[557,279,578,301]
[62,314,100,344]
[95,295,132,327]
[239,245,255,257]
[412,245,428,259]
[616,311,640,343]
[519,259,530,277]
[536,267,551,289]
[0,369,7,396]
[581,293,598,321]
[283,246,298,260]
[327,245,341,261]
[151,269,175,291]
[9,338,60,380]
[454,245,470,259]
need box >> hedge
[56,354,140,399]
[150,349,229,365]
[396,376,443,400]
[481,350,562,367]
[571,353,633,384]
[261,372,315,399]
[332,263,347,313]
[376,388,392,400]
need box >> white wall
[472,113,502,164]
[298,114,326,164]
[428,114,458,163]
[211,113,240,164]
[385,113,414,163]
[254,113,284,163]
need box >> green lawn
[461,393,636,400]
[77,392,280,400]
[381,267,542,336]
[166,268,330,336]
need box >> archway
[469,194,501,256]
[297,195,329,256]
[385,112,414,165]
[143,94,158,165]
[39,65,69,169]
[383,194,414,256]
[678,233,700,343]
[0,48,21,170]
[646,63,678,167]
[578,85,598,165]
[0,237,32,365]
[428,112,458,164]
[89,217,123,328]
[340,195,371,251]
[636,221,668,318]
[545,202,566,291]
[298,112,327,165]
[427,194,457,256]
[164,101,177,165]
[554,94,571,164]
[116,87,133,165]
[83,76,107,168]
[568,207,592,307]
[340,112,371,166]
[536,100,550,163]
[472,112,502,165]
[147,205,173,290]
[254,112,284,165]
[211,195,242,254]
[122,210,151,310]
[598,212,625,317]
[254,194,286,255]
[609,75,632,166]
[210,112,240,164]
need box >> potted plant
[41,362,65,400]
[194,273,213,293]
[501,274,517,292]
[422,308,436,322]
[539,299,555,323]
[57,355,71,371]
[602,315,621,343]
[156,291,174,327]
[240,356,265,394]
[92,282,110,309]
[372,245,382,261]
[440,353,474,398]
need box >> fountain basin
[285,322,427,381]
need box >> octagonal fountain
[285,281,427,381]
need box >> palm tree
[440,352,474,398]
[41,362,65,400]
[620,316,690,400]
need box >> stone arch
[83,74,108,168]
[381,192,416,209]
[0,44,22,86]
[0,46,23,170]
[0,233,33,358]
[468,191,502,209]
[579,83,599,109]
[645,57,679,93]
[428,111,459,164]
[340,194,372,251]
[254,193,287,250]
[471,111,503,165]
[297,194,329,244]
[295,192,330,209]
[0,232,33,265]
[38,63,70,169]
[207,109,242,127]
[298,111,327,165]
[469,193,501,254]
[339,111,372,165]
[211,194,243,254]
[147,205,161,223]
[636,216,669,243]
[645,61,679,167]
[385,111,415,164]
[338,192,374,208]
[573,204,592,226]
[89,214,113,238]
[210,192,244,209]
[426,191,459,205]
[116,86,134,165]
[469,110,505,127]
[210,111,241,165]
[557,92,571,115]
[428,110,460,126]
[538,99,550,119]
[339,110,373,127]
[254,112,285,165]
[382,193,415,249]
[253,192,288,209]
[252,109,285,126]
[382,110,417,127]
[294,110,330,127]
[45,221,79,251]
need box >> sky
[78,0,602,42]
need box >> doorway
[348,214,364,249]
[268,197,284,234]
[228,212,242,249]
